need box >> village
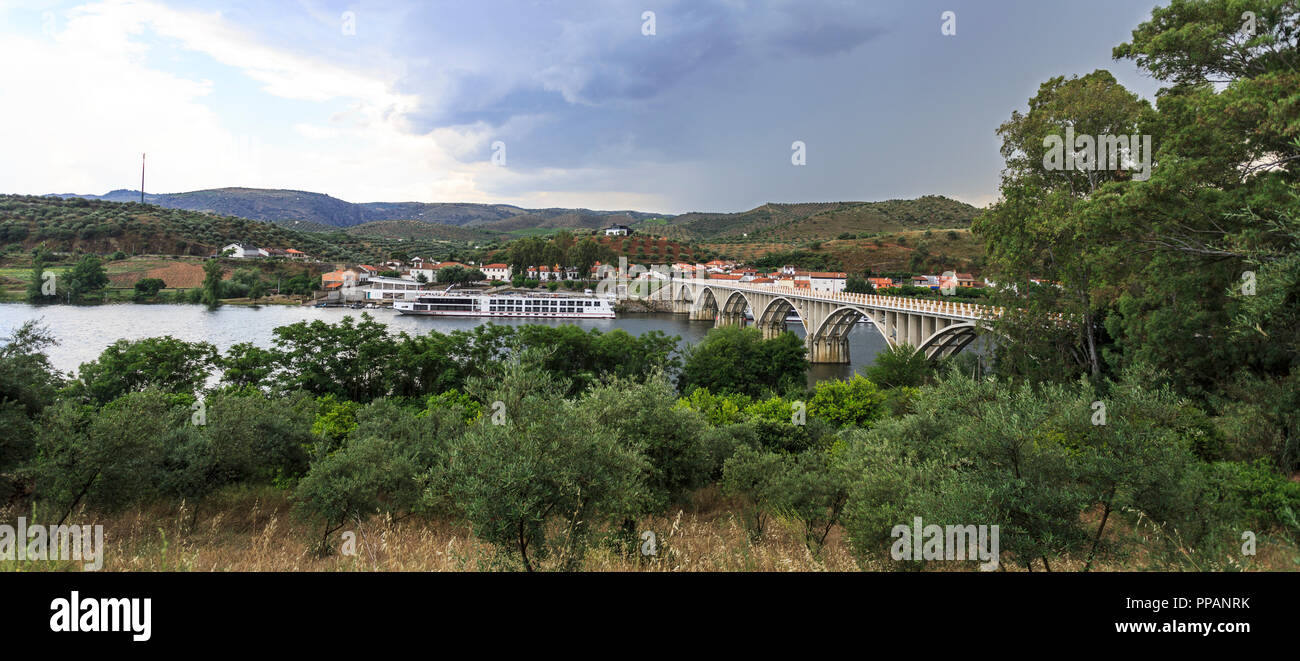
[312,255,988,305]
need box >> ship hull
[396,309,615,319]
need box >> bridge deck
[680,279,1001,321]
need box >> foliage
[62,254,109,302]
[132,277,166,300]
[677,326,807,397]
[76,336,218,405]
[863,344,932,389]
[807,374,888,428]
[442,360,647,570]
[0,322,62,500]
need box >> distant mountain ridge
[50,187,662,230]
[47,188,980,241]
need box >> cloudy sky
[0,0,1165,214]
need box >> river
[0,302,891,385]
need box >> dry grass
[2,486,862,572]
[4,485,1295,572]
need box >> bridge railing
[681,279,1002,320]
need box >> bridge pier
[689,307,715,321]
[807,335,850,364]
[757,320,786,340]
[673,299,692,314]
[715,311,746,328]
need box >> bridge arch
[674,282,695,303]
[755,296,802,328]
[720,290,752,317]
[809,306,889,347]
[690,286,720,319]
[917,321,980,360]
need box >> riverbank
[0,302,881,383]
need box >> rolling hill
[648,196,981,241]
[0,195,379,262]
[53,188,662,230]
[344,219,496,243]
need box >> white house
[603,224,632,236]
[222,243,261,258]
[362,275,436,301]
[482,263,512,281]
[807,271,847,293]
[408,268,437,283]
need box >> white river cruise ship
[393,290,615,319]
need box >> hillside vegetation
[58,187,661,230]
[344,219,496,243]
[652,196,981,241]
[0,195,377,262]
[705,228,987,275]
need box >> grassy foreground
[5,485,1296,572]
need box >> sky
[0,0,1168,214]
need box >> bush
[863,344,932,389]
[808,374,888,428]
[678,326,807,397]
[444,360,648,570]
[133,277,166,300]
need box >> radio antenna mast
[140,153,146,204]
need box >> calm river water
[0,303,890,385]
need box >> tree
[201,259,223,307]
[972,70,1152,382]
[61,254,109,303]
[838,370,1238,571]
[722,446,850,554]
[584,375,711,512]
[808,374,888,428]
[31,391,185,524]
[0,321,62,501]
[164,391,315,525]
[863,344,932,389]
[133,277,166,300]
[218,342,278,390]
[270,314,394,402]
[76,336,218,405]
[572,238,602,281]
[445,359,647,570]
[845,276,871,294]
[26,245,55,303]
[678,326,808,397]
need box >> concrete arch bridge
[666,278,1001,364]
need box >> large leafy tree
[26,245,55,303]
[76,336,218,405]
[446,359,647,570]
[63,254,109,303]
[0,321,62,501]
[1101,0,1300,465]
[973,70,1152,382]
[201,258,223,307]
[677,326,808,397]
